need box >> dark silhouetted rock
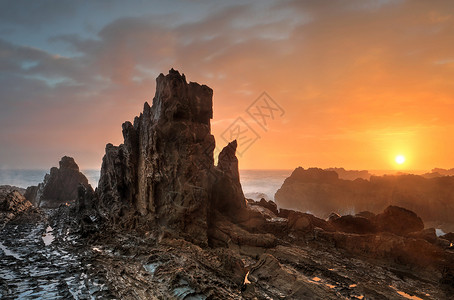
[318,230,447,268]
[356,211,376,220]
[275,168,454,229]
[284,167,339,184]
[211,140,247,220]
[441,232,454,243]
[97,69,215,245]
[256,198,278,215]
[287,211,313,233]
[277,208,293,218]
[407,228,437,244]
[23,186,39,206]
[325,167,371,180]
[95,69,250,246]
[286,210,335,234]
[375,205,424,236]
[327,212,341,222]
[330,215,376,234]
[25,156,92,208]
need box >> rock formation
[211,140,246,219]
[25,156,92,208]
[0,186,32,227]
[325,167,371,180]
[375,205,424,235]
[329,215,376,234]
[95,69,246,245]
[275,167,454,231]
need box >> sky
[1,0,454,171]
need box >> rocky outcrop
[325,167,371,180]
[355,211,376,220]
[441,232,454,243]
[95,69,246,246]
[25,156,92,208]
[407,228,438,244]
[211,140,247,220]
[0,185,32,227]
[329,215,376,234]
[256,198,278,215]
[275,167,454,229]
[375,205,424,235]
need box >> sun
[395,155,405,165]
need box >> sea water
[0,169,101,189]
[0,169,291,201]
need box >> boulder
[287,211,313,233]
[0,186,32,227]
[277,208,293,218]
[407,228,437,244]
[375,205,424,236]
[441,232,454,243]
[25,156,92,208]
[256,198,278,215]
[330,215,376,234]
[327,212,341,222]
[355,211,376,220]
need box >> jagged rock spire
[97,69,222,244]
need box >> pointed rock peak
[25,156,92,208]
[211,139,246,219]
[97,69,215,244]
[59,156,79,171]
[218,140,239,172]
[226,140,237,151]
[151,68,212,124]
[158,68,187,85]
[143,101,150,112]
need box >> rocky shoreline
[1,70,453,299]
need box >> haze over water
[0,168,435,200]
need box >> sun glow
[395,155,405,165]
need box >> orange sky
[1,0,454,171]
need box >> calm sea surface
[0,169,292,201]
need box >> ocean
[0,169,292,201]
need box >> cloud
[1,0,454,170]
[0,0,78,28]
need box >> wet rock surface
[0,209,113,299]
[1,70,453,299]
[2,207,453,299]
